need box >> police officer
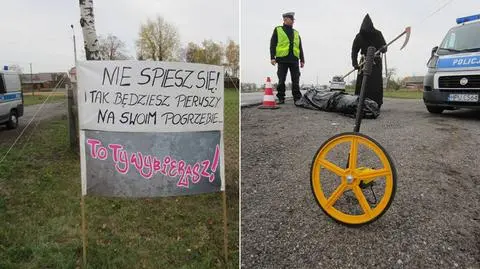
[270,12,305,104]
[351,14,387,108]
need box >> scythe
[340,26,411,81]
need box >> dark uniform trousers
[276,62,302,101]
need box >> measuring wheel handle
[354,46,376,133]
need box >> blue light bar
[3,66,7,71]
[456,14,480,24]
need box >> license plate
[448,94,479,102]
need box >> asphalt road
[0,101,67,145]
[241,98,480,268]
[242,90,307,107]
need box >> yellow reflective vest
[275,26,300,58]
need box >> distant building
[402,76,424,90]
[21,72,68,90]
[241,83,259,92]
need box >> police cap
[282,12,295,20]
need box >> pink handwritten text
[86,138,221,188]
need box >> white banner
[77,61,224,133]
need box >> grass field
[23,91,66,106]
[0,89,239,268]
[383,90,423,99]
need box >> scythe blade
[400,26,411,50]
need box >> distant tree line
[95,15,239,78]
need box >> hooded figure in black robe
[351,14,387,107]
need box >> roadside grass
[224,88,239,194]
[344,88,423,99]
[23,94,66,106]
[245,87,423,99]
[0,89,239,268]
[383,90,423,99]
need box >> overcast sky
[241,0,479,86]
[0,0,238,74]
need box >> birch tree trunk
[79,0,102,60]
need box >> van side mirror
[431,46,438,57]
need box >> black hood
[360,14,375,34]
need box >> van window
[440,22,480,52]
[445,33,456,49]
[0,74,6,94]
[4,74,21,92]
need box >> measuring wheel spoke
[319,159,345,176]
[356,169,390,183]
[326,183,347,208]
[348,137,358,169]
[353,186,373,217]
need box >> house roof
[403,76,424,83]
[20,72,67,83]
[20,73,53,82]
[22,80,50,84]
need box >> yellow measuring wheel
[311,46,396,226]
[310,132,396,226]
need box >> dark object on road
[295,88,380,119]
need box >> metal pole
[29,63,33,96]
[71,25,77,62]
[384,52,388,89]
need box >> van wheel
[7,110,18,129]
[426,106,444,114]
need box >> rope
[18,75,68,154]
[0,74,67,164]
[412,0,456,28]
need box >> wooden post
[78,0,101,266]
[222,190,228,266]
[67,84,78,152]
[29,63,34,96]
[81,194,87,268]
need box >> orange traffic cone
[258,77,279,109]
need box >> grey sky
[241,0,478,86]
[1,0,238,74]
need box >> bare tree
[98,34,130,60]
[185,40,224,65]
[136,16,180,61]
[185,42,203,63]
[225,39,239,77]
[386,68,396,81]
[79,0,102,60]
[176,46,188,62]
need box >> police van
[423,14,480,114]
[0,67,24,129]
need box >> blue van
[423,14,480,114]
